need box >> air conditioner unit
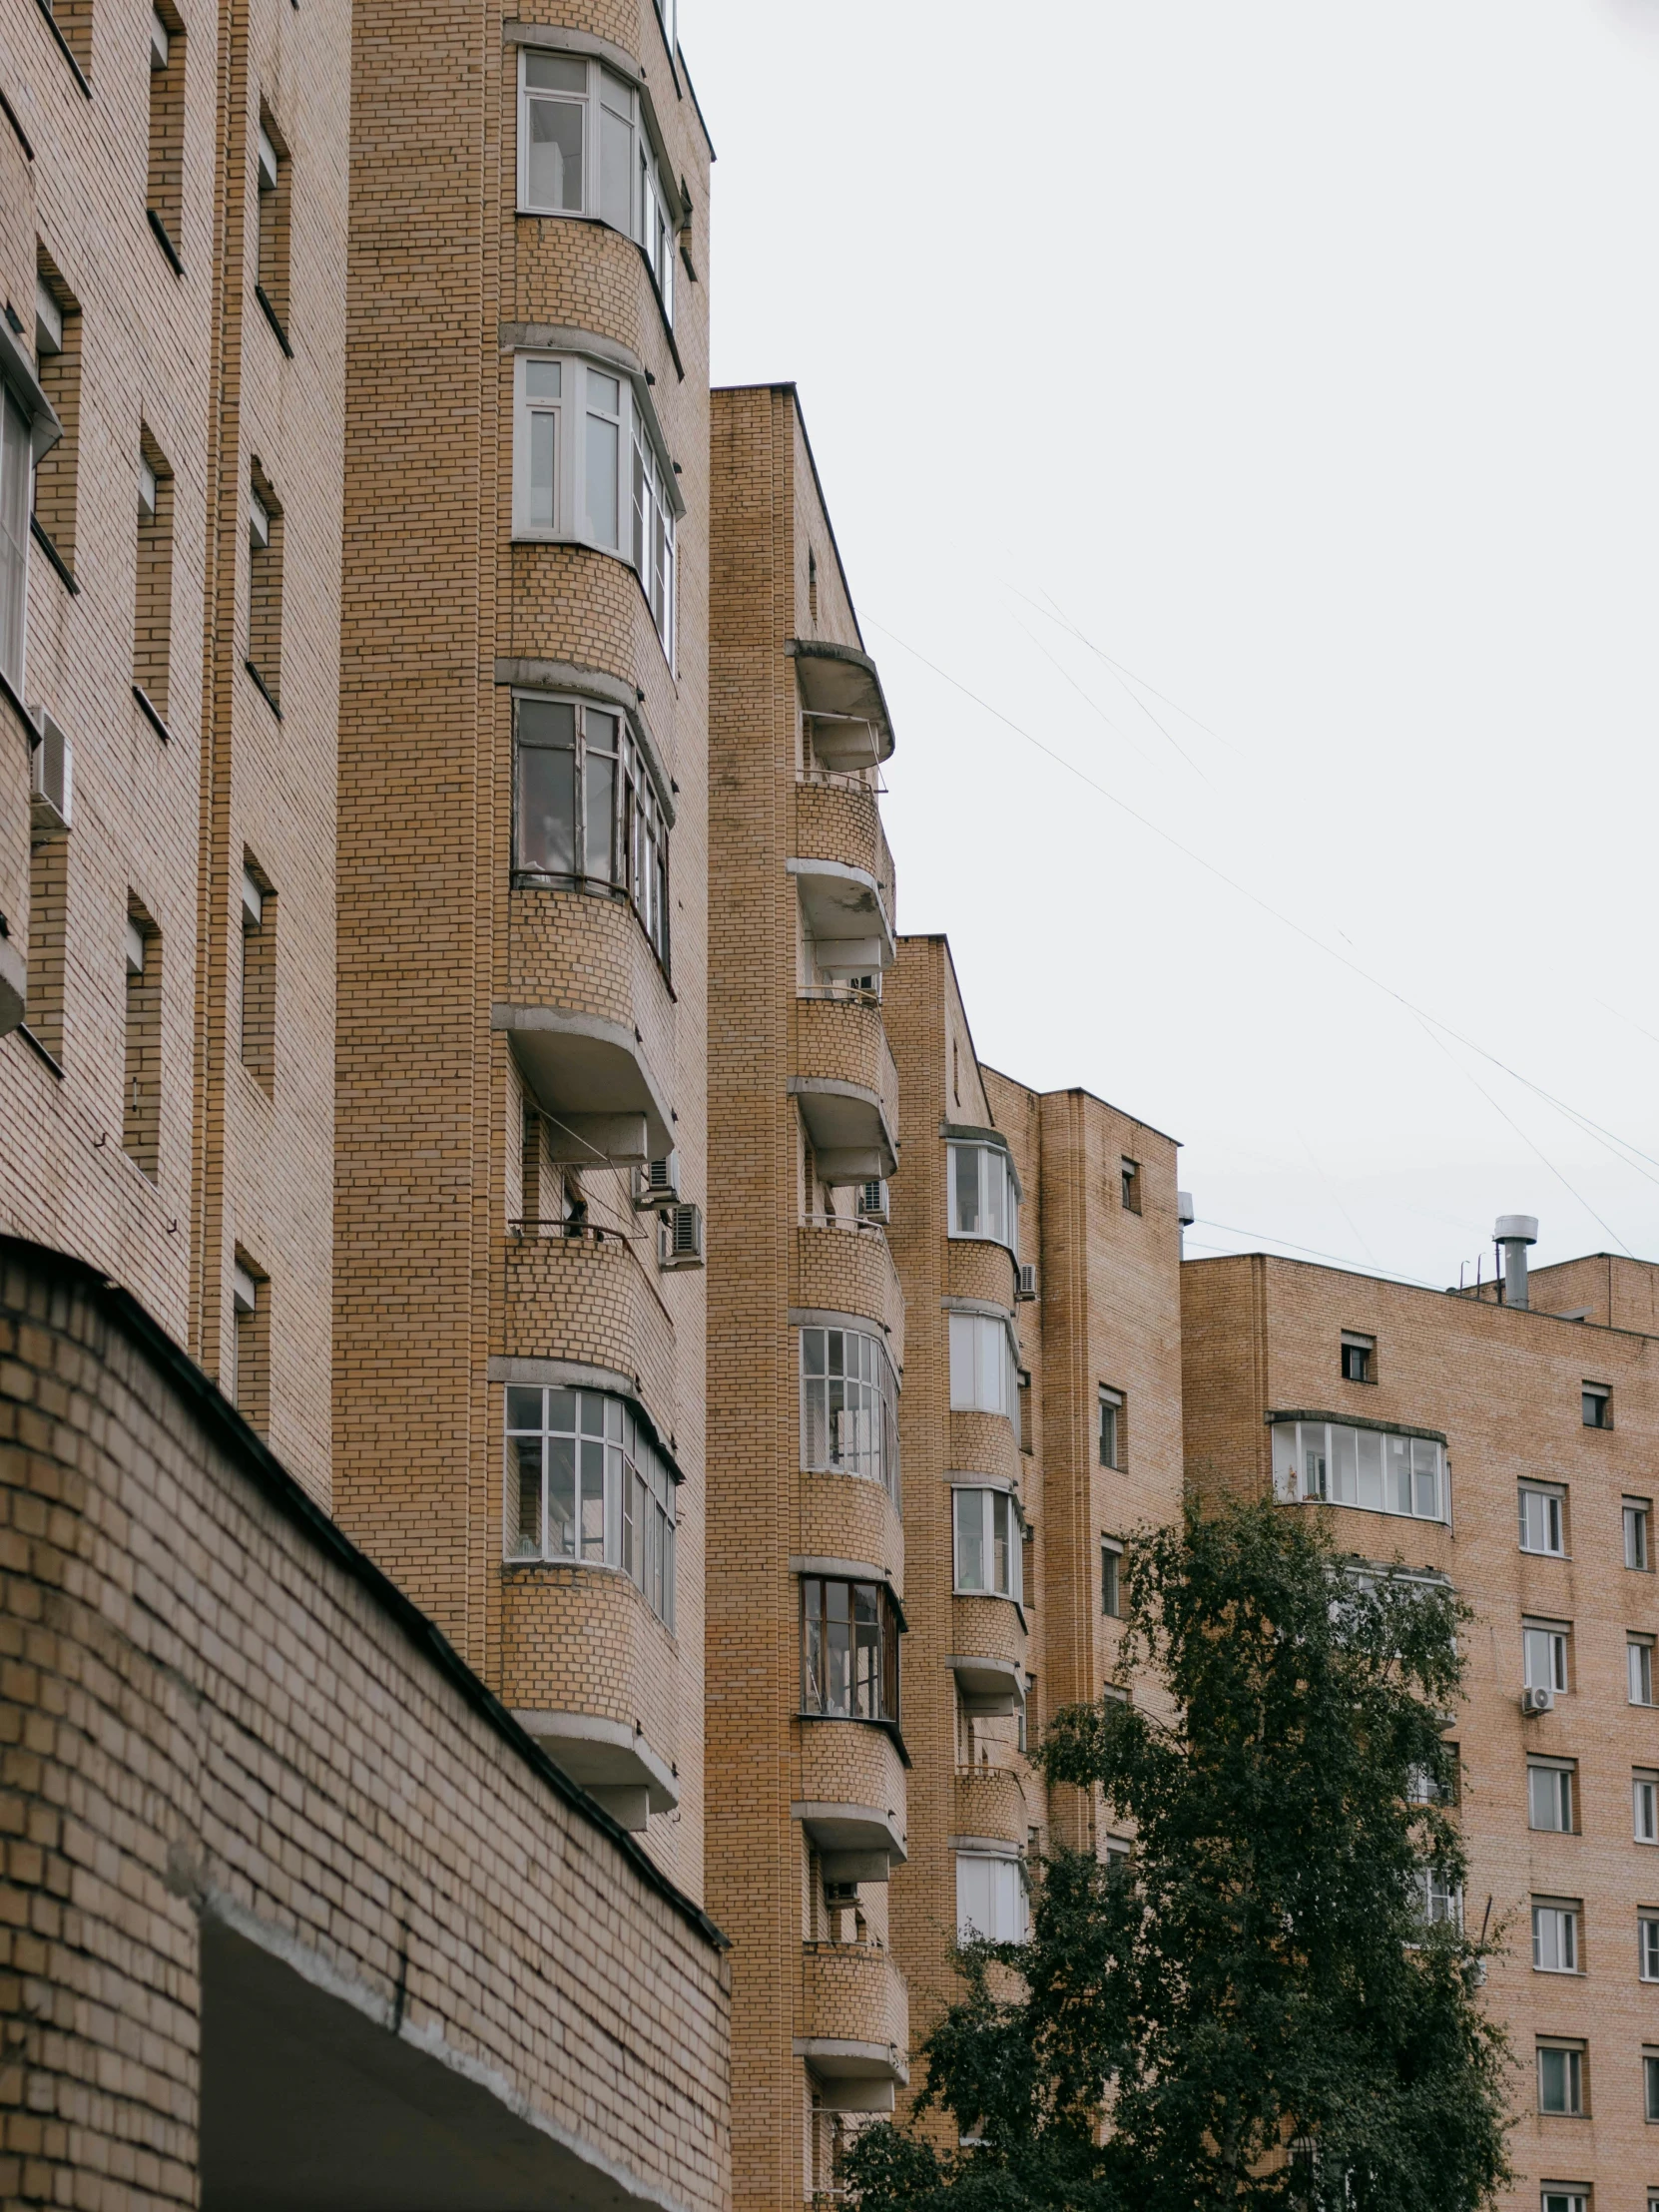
[29,713,72,835]
[658,1201,704,1270]
[856,1178,889,1225]
[634,1152,680,1209]
[1017,1263,1037,1300]
[1520,1686,1554,1717]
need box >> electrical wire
[1184,1222,1447,1291]
[867,616,1650,1246]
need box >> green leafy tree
[843,1496,1512,2211]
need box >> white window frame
[948,1311,1020,1420]
[1640,1915,1659,1981]
[515,46,677,322]
[1421,1869,1463,1928]
[1271,1417,1445,1523]
[1531,1900,1580,1973]
[0,384,34,694]
[1101,1535,1123,1619]
[1536,2042,1583,2116]
[947,1140,1019,1256]
[1543,2196,1587,2212]
[1638,1770,1659,1844]
[955,1852,1027,1944]
[1099,1385,1124,1471]
[1519,1482,1566,1557]
[511,349,678,662]
[1632,1635,1656,1707]
[799,1324,900,1508]
[502,1383,677,1628]
[952,1485,1023,1603]
[1528,1760,1575,1834]
[1629,1497,1653,1571]
[1523,1621,1570,1695]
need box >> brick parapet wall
[0,1238,729,2211]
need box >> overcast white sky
[692,0,1659,1293]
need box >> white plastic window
[1528,1763,1573,1833]
[1641,1917,1659,1980]
[1271,1419,1444,1522]
[956,1853,1026,1943]
[0,387,31,692]
[513,352,676,659]
[517,48,676,321]
[504,1385,676,1627]
[953,1488,1022,1602]
[800,1325,899,1507]
[1628,1499,1652,1570]
[1632,1638,1655,1706]
[1638,1772,1659,1843]
[1531,1902,1578,1972]
[1518,1484,1564,1556]
[1523,1624,1568,1694]
[947,1142,1019,1255]
[949,1312,1019,1419]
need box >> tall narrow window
[123,898,162,1179]
[1638,1770,1659,1844]
[240,855,275,1092]
[1628,1498,1653,1571]
[32,257,81,577]
[0,381,34,695]
[134,429,174,727]
[1531,1899,1580,1973]
[512,692,670,964]
[254,109,290,346]
[800,1576,899,1722]
[1640,1915,1659,1981]
[247,465,282,710]
[147,5,186,271]
[952,1487,1022,1602]
[1523,1620,1570,1695]
[1631,1636,1655,1707]
[1120,1157,1141,1213]
[1528,1760,1575,1833]
[1099,1385,1125,1470]
[25,722,70,1061]
[1583,1382,1613,1429]
[503,1385,677,1626]
[232,1253,269,1434]
[1101,1537,1123,1618]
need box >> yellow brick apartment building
[7,2,1659,2207]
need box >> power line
[868,616,1650,1247]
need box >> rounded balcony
[501,1225,675,1415]
[798,1469,903,1592]
[797,1945,909,2113]
[792,998,899,1185]
[794,774,882,885]
[946,1236,1018,1311]
[951,1762,1031,1850]
[948,1593,1027,1719]
[948,1409,1021,1488]
[796,1710,908,1875]
[795,1220,903,1354]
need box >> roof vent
[1494,1215,1538,1310]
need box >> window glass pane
[0,393,29,691]
[517,731,575,874]
[991,1490,1011,1595]
[525,50,586,91]
[505,1385,542,1429]
[524,358,561,400]
[1639,1777,1658,1842]
[598,66,632,114]
[955,1489,985,1591]
[584,743,615,879]
[587,369,620,414]
[1412,1438,1439,1518]
[527,407,555,528]
[1303,1427,1328,1501]
[599,103,632,229]
[526,93,584,212]
[1272,1422,1297,1499]
[951,1146,979,1235]
[547,1435,575,1555]
[1355,1426,1383,1510]
[1642,1919,1659,1978]
[1331,1424,1359,1504]
[1385,1434,1411,1514]
[584,409,619,545]
[510,1437,542,1557]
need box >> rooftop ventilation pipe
[1494,1215,1538,1309]
[1177,1190,1195,1260]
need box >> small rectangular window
[147,4,186,267]
[1583,1382,1612,1429]
[1120,1157,1140,1213]
[1529,1761,1575,1833]
[1524,1621,1570,1695]
[1542,2195,1587,2212]
[254,107,290,344]
[1537,2042,1584,2116]
[247,464,282,709]
[1628,1499,1652,1571]
[1519,1484,1566,1557]
[123,897,162,1179]
[1532,1900,1580,1973]
[1099,1385,1124,1471]
[1632,1637,1655,1707]
[1637,1771,1659,1844]
[1640,1916,1659,1981]
[1340,1331,1374,1383]
[0,383,31,694]
[1101,1538,1122,1619]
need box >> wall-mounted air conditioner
[1520,1686,1554,1717]
[658,1202,704,1270]
[634,1152,680,1209]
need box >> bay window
[949,1311,1020,1420]
[953,1486,1023,1602]
[801,1575,899,1722]
[513,692,669,963]
[516,48,677,320]
[513,350,678,659]
[504,1384,677,1629]
[800,1325,899,1507]
[948,1140,1019,1254]
[956,1853,1027,1943]
[1271,1417,1445,1522]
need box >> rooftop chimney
[1177,1190,1195,1260]
[1494,1215,1538,1310]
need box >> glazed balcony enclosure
[789,636,895,773]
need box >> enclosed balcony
[791,1000,899,1185]
[789,638,895,772]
